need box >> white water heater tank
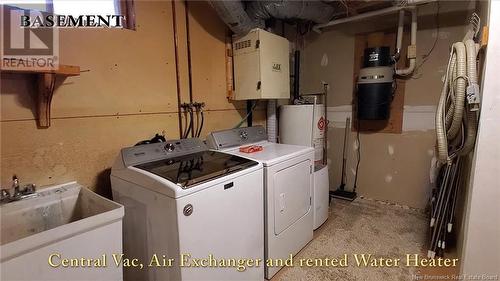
[279,104,326,164]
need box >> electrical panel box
[232,28,290,100]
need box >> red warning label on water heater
[317,117,325,131]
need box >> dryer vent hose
[435,36,480,164]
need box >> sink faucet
[0,175,38,205]
[0,189,10,203]
[12,175,21,198]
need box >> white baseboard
[326,105,436,131]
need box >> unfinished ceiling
[325,0,393,20]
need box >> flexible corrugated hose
[435,34,480,163]
[461,39,480,156]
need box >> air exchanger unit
[232,28,290,100]
[357,47,395,120]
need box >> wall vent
[234,40,251,50]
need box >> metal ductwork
[246,1,335,25]
[208,1,262,35]
[208,0,336,35]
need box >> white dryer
[207,126,314,279]
[280,104,330,230]
[111,138,264,281]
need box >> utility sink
[0,182,124,281]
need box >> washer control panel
[121,138,206,167]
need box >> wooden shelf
[1,64,80,76]
[1,63,80,128]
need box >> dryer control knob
[240,131,248,140]
[165,143,175,152]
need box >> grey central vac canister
[363,47,392,67]
[357,67,394,120]
[357,46,395,120]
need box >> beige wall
[0,1,265,195]
[301,2,471,208]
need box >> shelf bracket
[37,73,57,128]
[1,62,80,128]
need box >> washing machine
[207,126,314,279]
[111,138,264,281]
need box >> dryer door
[271,158,312,235]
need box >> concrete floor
[271,197,428,281]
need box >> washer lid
[134,150,258,188]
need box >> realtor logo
[1,5,59,71]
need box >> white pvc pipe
[313,0,438,33]
[407,0,436,5]
[396,10,405,57]
[396,7,417,76]
[313,5,404,32]
[411,8,417,45]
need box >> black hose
[293,50,300,101]
[194,109,200,138]
[246,100,253,127]
[234,101,258,128]
[187,108,194,138]
[182,108,189,138]
[197,110,205,137]
[183,107,193,138]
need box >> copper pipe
[185,0,194,137]
[172,0,183,138]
